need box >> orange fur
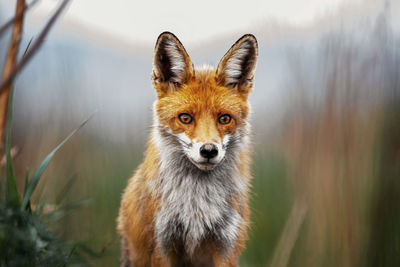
[117,32,257,267]
[155,70,249,143]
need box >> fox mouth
[188,158,218,171]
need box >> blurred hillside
[0,0,398,144]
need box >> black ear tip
[238,34,258,50]
[156,31,180,44]
[157,31,176,39]
[155,31,185,51]
[242,33,257,40]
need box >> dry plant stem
[0,0,26,150]
[269,197,308,267]
[0,146,20,167]
[0,0,72,96]
[0,0,39,38]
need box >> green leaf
[4,39,36,209]
[23,170,29,196]
[23,170,32,213]
[20,113,95,211]
[5,85,20,208]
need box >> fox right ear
[152,32,194,96]
[216,34,258,97]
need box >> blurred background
[1,0,400,266]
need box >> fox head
[152,32,257,171]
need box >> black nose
[200,143,218,159]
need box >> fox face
[152,32,257,171]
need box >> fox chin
[118,31,258,267]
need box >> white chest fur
[154,166,243,257]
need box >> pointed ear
[152,32,194,92]
[216,34,258,96]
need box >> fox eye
[178,113,193,124]
[218,114,232,125]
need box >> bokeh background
[1,0,400,266]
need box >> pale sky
[4,0,358,44]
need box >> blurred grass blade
[269,197,308,267]
[46,199,92,225]
[23,170,32,212]
[55,173,77,205]
[23,37,33,58]
[21,113,95,210]
[22,170,29,195]
[5,85,20,208]
[3,37,35,208]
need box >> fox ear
[152,32,194,92]
[216,34,258,95]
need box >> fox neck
[151,119,249,259]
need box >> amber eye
[178,113,193,124]
[218,114,232,125]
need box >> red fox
[117,32,258,266]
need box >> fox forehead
[155,69,249,123]
[154,68,250,142]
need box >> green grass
[0,86,94,266]
[241,151,292,266]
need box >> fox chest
[153,172,242,258]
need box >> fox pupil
[219,114,231,124]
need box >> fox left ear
[216,34,258,96]
[152,32,194,96]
